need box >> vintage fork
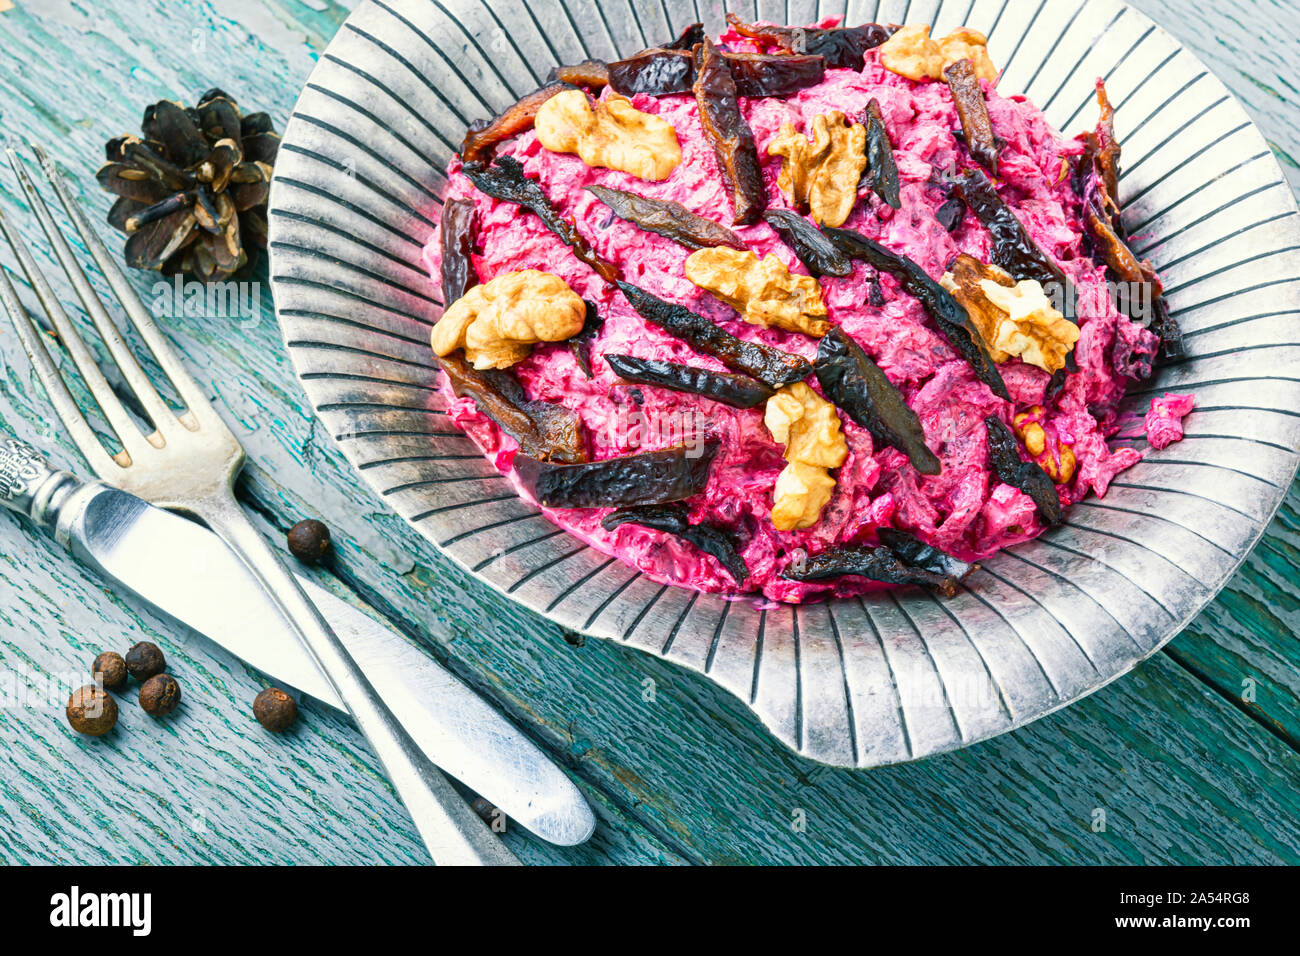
[0,145,520,866]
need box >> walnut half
[535,89,681,181]
[767,111,867,228]
[941,254,1079,373]
[431,269,587,370]
[880,25,999,83]
[684,247,829,337]
[764,382,848,530]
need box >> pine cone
[98,89,279,282]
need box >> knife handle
[0,435,80,528]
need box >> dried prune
[722,53,825,97]
[602,502,748,584]
[726,14,895,70]
[617,281,811,388]
[439,352,587,463]
[936,195,966,232]
[944,58,1000,175]
[664,22,705,50]
[587,185,745,251]
[608,48,825,98]
[694,37,765,225]
[461,82,571,165]
[1077,81,1181,360]
[984,416,1062,525]
[877,528,975,592]
[951,168,1067,291]
[781,545,958,594]
[514,441,719,509]
[439,197,477,305]
[861,99,901,209]
[814,328,940,474]
[763,209,852,278]
[551,59,610,88]
[823,227,1010,401]
[608,48,694,95]
[568,299,604,378]
[464,156,620,283]
[605,353,774,408]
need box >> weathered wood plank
[0,0,1298,865]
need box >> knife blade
[2,447,594,847]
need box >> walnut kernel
[535,89,681,181]
[684,247,829,336]
[767,111,867,227]
[764,383,848,530]
[941,254,1079,373]
[880,25,998,82]
[1013,405,1076,483]
[431,270,587,370]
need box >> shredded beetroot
[423,23,1176,604]
[1145,393,1195,450]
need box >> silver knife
[0,439,595,847]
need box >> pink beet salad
[421,17,1192,604]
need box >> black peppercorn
[125,641,166,681]
[93,651,128,691]
[67,685,118,736]
[139,674,181,717]
[253,687,298,732]
[287,519,331,563]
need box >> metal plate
[268,0,1300,767]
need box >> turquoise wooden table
[1,0,1297,866]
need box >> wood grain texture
[0,0,1297,864]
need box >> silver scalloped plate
[269,0,1300,767]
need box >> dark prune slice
[665,22,705,50]
[438,197,477,305]
[984,416,1062,525]
[438,353,587,463]
[723,53,825,97]
[860,99,901,209]
[588,185,745,251]
[951,168,1068,291]
[726,14,896,70]
[551,59,610,88]
[694,37,765,225]
[568,299,604,378]
[814,328,940,475]
[1076,81,1181,360]
[823,227,1010,401]
[608,48,696,95]
[602,502,749,584]
[514,440,719,509]
[944,58,1000,175]
[781,545,959,594]
[605,353,774,408]
[936,195,966,232]
[877,528,975,592]
[763,209,852,278]
[616,281,811,388]
[464,156,620,283]
[608,48,824,98]
[460,82,571,165]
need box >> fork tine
[6,148,182,439]
[0,201,154,468]
[28,144,219,427]
[0,263,120,478]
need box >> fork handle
[0,437,77,525]
[193,492,522,867]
